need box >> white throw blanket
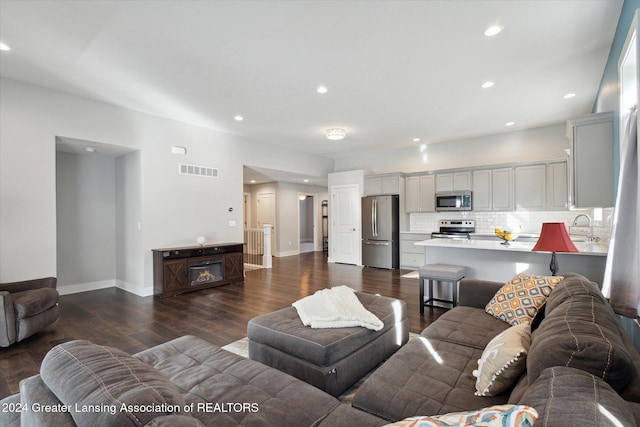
[292,285,383,331]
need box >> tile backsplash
[409,208,613,242]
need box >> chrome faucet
[572,214,593,242]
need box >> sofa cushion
[40,340,187,426]
[12,288,58,318]
[421,306,510,349]
[473,323,531,397]
[485,274,563,326]
[543,272,607,315]
[383,404,538,427]
[519,366,636,427]
[134,335,342,427]
[144,415,204,426]
[528,293,636,393]
[352,337,510,421]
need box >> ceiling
[0,0,623,183]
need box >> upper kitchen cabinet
[364,173,404,196]
[547,161,568,210]
[515,164,546,211]
[472,168,514,211]
[566,112,614,208]
[405,174,435,213]
[492,168,514,211]
[436,171,472,192]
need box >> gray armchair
[0,277,59,347]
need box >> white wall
[334,124,569,174]
[0,78,334,292]
[56,152,117,292]
[116,151,144,293]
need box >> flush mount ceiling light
[325,128,346,140]
[563,92,576,99]
[413,138,421,142]
[316,85,328,94]
[505,121,515,127]
[481,81,495,89]
[0,42,10,51]
[234,115,244,121]
[484,25,503,37]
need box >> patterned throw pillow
[382,404,538,427]
[473,323,531,396]
[485,274,564,325]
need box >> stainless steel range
[431,220,475,240]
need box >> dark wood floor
[0,251,445,399]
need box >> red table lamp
[532,222,579,275]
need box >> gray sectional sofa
[353,272,640,425]
[1,272,639,426]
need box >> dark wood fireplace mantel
[152,242,244,298]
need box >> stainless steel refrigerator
[362,195,399,269]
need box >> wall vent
[179,164,219,178]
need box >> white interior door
[257,192,276,254]
[330,185,360,265]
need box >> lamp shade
[532,222,578,253]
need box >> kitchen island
[415,238,608,285]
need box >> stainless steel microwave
[435,190,472,211]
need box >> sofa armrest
[0,291,16,347]
[458,278,503,308]
[0,277,57,293]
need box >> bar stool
[418,264,466,313]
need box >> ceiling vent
[179,163,219,178]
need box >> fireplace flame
[196,269,216,283]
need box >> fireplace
[189,258,223,287]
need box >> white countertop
[415,238,608,256]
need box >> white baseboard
[57,280,116,295]
[116,280,154,297]
[275,249,300,257]
[57,279,153,297]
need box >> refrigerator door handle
[370,199,375,237]
[373,199,378,237]
[363,241,390,246]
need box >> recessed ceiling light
[85,147,96,153]
[505,122,515,127]
[325,128,346,140]
[316,85,328,94]
[563,93,576,99]
[484,25,503,37]
[0,42,10,51]
[250,180,256,183]
[481,81,495,89]
[413,138,421,142]
[303,179,309,183]
[234,115,244,121]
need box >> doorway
[298,194,317,253]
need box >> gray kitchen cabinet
[515,164,546,211]
[405,174,435,212]
[547,161,568,210]
[436,171,472,192]
[472,169,492,211]
[364,173,403,195]
[400,233,430,269]
[566,112,614,208]
[491,168,514,211]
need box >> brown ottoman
[247,291,408,397]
